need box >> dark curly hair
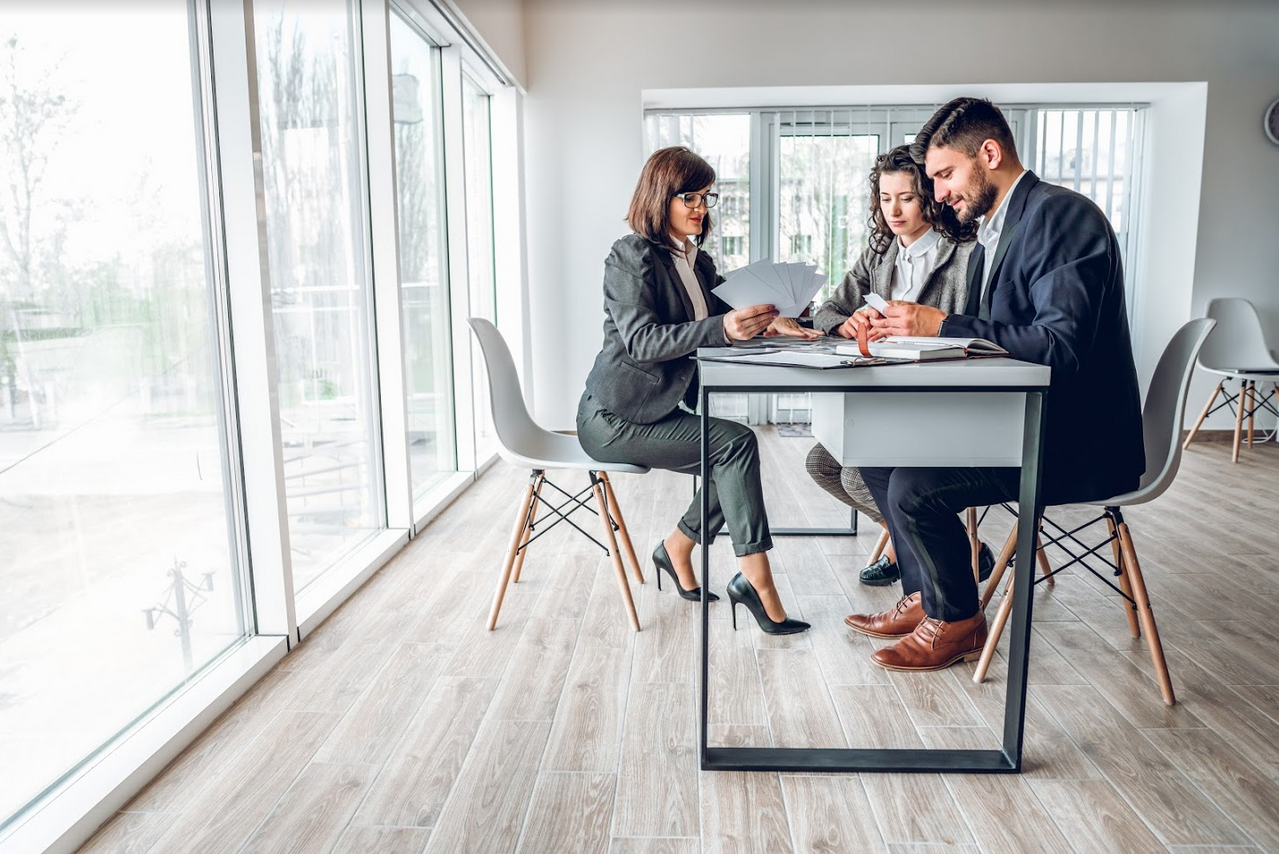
[867,145,974,254]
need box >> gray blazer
[582,233,731,424]
[812,235,976,335]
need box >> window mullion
[210,0,297,640]
[360,0,413,532]
[439,45,476,472]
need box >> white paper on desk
[698,346,779,358]
[716,351,859,368]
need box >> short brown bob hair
[626,146,715,245]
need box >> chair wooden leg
[1247,381,1257,448]
[975,574,1015,683]
[1183,381,1222,450]
[592,475,641,632]
[600,471,645,584]
[870,528,890,562]
[1115,521,1176,705]
[1107,513,1140,638]
[487,474,539,631]
[1035,530,1054,587]
[979,525,1019,611]
[1232,379,1247,462]
[967,507,981,584]
[511,472,546,584]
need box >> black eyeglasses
[673,191,719,210]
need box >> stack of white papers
[712,260,826,318]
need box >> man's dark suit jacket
[584,233,731,424]
[941,171,1145,503]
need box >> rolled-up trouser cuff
[732,537,772,558]
[676,519,772,558]
[676,518,703,545]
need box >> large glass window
[646,113,751,270]
[0,5,246,827]
[462,74,497,463]
[254,0,384,588]
[1032,108,1143,299]
[389,11,456,511]
[775,112,879,304]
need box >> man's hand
[764,316,822,339]
[837,307,888,341]
[870,302,947,337]
[724,304,779,341]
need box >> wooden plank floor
[82,431,1279,853]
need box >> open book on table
[835,336,1008,361]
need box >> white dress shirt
[976,169,1029,300]
[889,228,943,303]
[669,235,709,321]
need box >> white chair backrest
[1127,317,1216,504]
[467,317,546,458]
[1199,298,1279,372]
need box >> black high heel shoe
[653,542,719,602]
[726,572,810,635]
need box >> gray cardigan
[582,234,731,424]
[812,234,976,335]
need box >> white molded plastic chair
[1183,298,1279,461]
[468,318,647,632]
[975,317,1216,706]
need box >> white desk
[696,354,1051,774]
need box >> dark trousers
[860,466,1021,622]
[577,394,772,557]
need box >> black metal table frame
[699,377,1047,773]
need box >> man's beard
[955,172,998,224]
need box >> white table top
[696,353,1051,391]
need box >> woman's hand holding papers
[723,304,780,341]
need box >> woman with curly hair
[775,145,986,587]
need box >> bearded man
[844,97,1144,671]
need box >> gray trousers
[576,394,772,557]
[805,442,884,525]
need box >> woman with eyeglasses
[576,146,809,635]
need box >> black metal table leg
[699,383,1046,774]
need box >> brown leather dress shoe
[870,611,988,672]
[844,592,924,639]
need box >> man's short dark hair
[910,97,1019,164]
